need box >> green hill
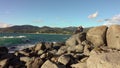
[0,25,91,34]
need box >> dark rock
[0,46,8,55]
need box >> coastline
[22,32,72,35]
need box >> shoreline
[0,32,72,35]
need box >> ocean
[0,33,71,52]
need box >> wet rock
[87,26,107,47]
[107,25,120,49]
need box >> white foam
[8,43,35,53]
[0,35,26,39]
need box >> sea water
[0,33,70,46]
[0,33,71,52]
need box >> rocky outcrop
[87,51,120,68]
[66,32,86,46]
[87,26,107,47]
[107,25,120,49]
[1,25,120,68]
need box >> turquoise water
[0,33,71,46]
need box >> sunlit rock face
[107,25,120,49]
[86,26,108,47]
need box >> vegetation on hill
[0,25,91,34]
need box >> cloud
[0,22,12,28]
[88,11,98,19]
[103,14,120,26]
[97,19,110,22]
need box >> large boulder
[57,46,68,55]
[107,25,120,49]
[66,32,86,46]
[87,51,120,68]
[41,60,59,68]
[86,26,107,47]
[58,55,70,65]
[30,58,43,68]
[34,42,46,52]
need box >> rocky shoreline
[0,25,120,68]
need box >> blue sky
[0,0,120,28]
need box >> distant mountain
[0,25,91,34]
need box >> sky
[0,0,120,28]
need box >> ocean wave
[0,36,26,39]
[8,43,35,53]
